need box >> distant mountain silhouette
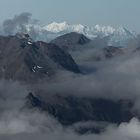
[51,32,90,51]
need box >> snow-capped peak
[42,22,135,39]
[20,21,136,46]
[43,21,69,33]
[114,27,134,37]
[71,24,86,33]
[43,22,117,36]
[94,25,115,36]
[43,21,88,35]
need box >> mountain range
[0,28,140,135]
[24,21,136,47]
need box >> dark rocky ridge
[51,33,124,63]
[27,93,136,126]
[0,34,80,81]
[103,46,124,58]
[51,32,90,51]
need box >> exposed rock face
[51,33,124,64]
[51,32,90,51]
[0,34,80,81]
[27,93,135,126]
[103,46,124,58]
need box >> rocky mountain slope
[0,34,80,81]
[23,22,136,47]
[26,93,136,134]
[51,32,90,51]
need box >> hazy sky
[0,0,140,31]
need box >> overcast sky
[0,0,139,31]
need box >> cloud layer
[0,13,140,140]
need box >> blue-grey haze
[0,0,139,31]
